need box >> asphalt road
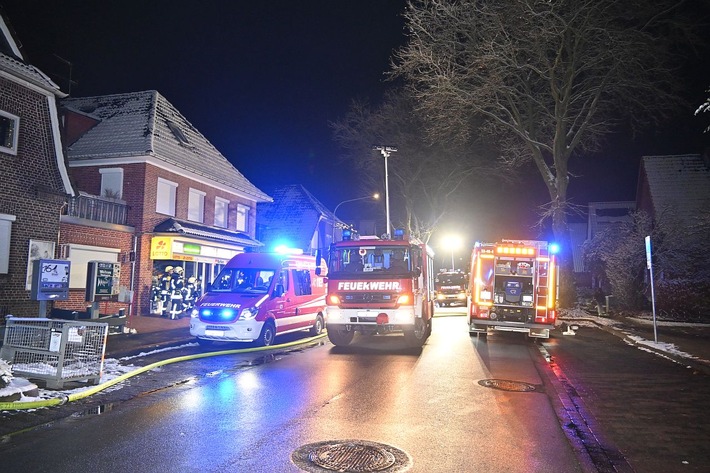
[1,313,584,473]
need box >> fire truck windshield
[328,246,411,275]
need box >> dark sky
[2,1,709,248]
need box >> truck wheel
[310,314,325,336]
[404,319,428,347]
[258,321,276,346]
[327,325,354,346]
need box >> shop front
[148,219,262,318]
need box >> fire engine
[323,229,436,347]
[468,240,559,338]
[435,270,468,307]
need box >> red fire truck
[468,239,559,339]
[323,229,436,347]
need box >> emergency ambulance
[190,249,327,346]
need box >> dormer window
[167,120,191,147]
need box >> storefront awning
[154,218,263,247]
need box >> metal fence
[0,317,108,389]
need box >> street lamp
[373,145,397,237]
[441,235,462,271]
[333,193,380,219]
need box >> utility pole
[372,145,397,238]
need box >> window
[0,213,16,274]
[99,168,124,199]
[156,177,177,216]
[236,204,249,231]
[214,197,229,228]
[188,188,205,223]
[293,269,312,296]
[0,110,19,155]
[167,120,192,147]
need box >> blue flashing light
[549,242,560,254]
[393,229,405,240]
[274,244,304,255]
[342,229,352,241]
[220,309,234,319]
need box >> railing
[66,193,128,225]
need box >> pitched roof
[257,184,337,251]
[62,90,271,202]
[639,154,710,223]
[0,14,63,95]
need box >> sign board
[644,236,652,270]
[86,261,121,302]
[30,259,71,301]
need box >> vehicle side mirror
[414,267,422,277]
[205,282,212,292]
[273,284,285,297]
[315,249,322,276]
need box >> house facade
[59,90,271,319]
[0,12,74,318]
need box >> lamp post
[441,235,462,271]
[373,145,397,237]
[333,193,380,219]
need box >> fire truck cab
[435,270,468,307]
[468,240,559,339]
[324,229,436,347]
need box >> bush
[654,279,710,322]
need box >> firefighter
[183,276,197,311]
[169,266,185,319]
[159,266,174,317]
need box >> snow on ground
[1,342,198,407]
[560,308,706,365]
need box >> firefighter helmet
[165,266,174,272]
[188,277,196,284]
[174,266,183,273]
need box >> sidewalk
[559,309,710,375]
[107,313,193,358]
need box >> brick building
[0,12,74,318]
[58,90,271,320]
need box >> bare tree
[391,0,699,298]
[331,88,493,243]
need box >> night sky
[2,1,709,251]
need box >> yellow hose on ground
[0,333,327,412]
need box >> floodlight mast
[372,145,397,238]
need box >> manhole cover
[292,440,412,473]
[478,379,538,392]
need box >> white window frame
[0,213,16,274]
[156,177,178,216]
[0,110,20,155]
[236,204,249,232]
[188,188,206,223]
[214,197,229,228]
[99,168,124,199]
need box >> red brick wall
[0,77,67,318]
[55,222,134,316]
[67,162,258,316]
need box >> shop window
[156,177,177,216]
[214,197,229,228]
[0,110,19,155]
[99,168,123,199]
[188,188,205,223]
[236,204,249,231]
[0,213,16,273]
